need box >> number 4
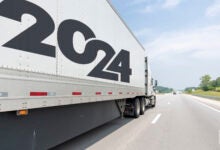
[107,50,132,83]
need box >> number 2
[0,0,55,57]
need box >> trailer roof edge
[106,0,146,52]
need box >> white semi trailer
[0,0,157,149]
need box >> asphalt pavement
[54,94,220,150]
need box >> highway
[53,94,220,150]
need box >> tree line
[199,75,220,91]
[155,86,173,93]
[185,75,220,92]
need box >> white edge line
[151,114,162,124]
[194,100,220,113]
[219,130,220,145]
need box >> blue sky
[111,0,220,90]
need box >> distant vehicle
[0,0,157,149]
[173,91,177,95]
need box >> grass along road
[191,90,220,101]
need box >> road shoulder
[187,94,220,110]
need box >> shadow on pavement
[51,117,134,150]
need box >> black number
[87,40,118,81]
[0,0,132,82]
[107,50,132,83]
[0,0,55,57]
[58,20,96,64]
[58,20,119,81]
[58,19,131,82]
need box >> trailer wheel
[134,98,140,118]
[151,96,156,107]
[140,98,145,115]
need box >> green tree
[155,86,173,93]
[184,87,197,93]
[210,80,217,87]
[200,75,211,91]
[216,77,220,87]
[208,80,216,90]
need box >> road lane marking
[219,130,220,145]
[195,100,220,113]
[151,114,161,124]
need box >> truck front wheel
[151,96,156,107]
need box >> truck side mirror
[155,80,158,87]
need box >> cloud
[128,0,147,5]
[206,0,220,17]
[137,0,181,14]
[143,25,220,89]
[134,28,160,43]
[162,0,181,8]
[144,25,220,60]
[135,28,153,37]
[141,5,154,13]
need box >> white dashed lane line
[151,114,162,124]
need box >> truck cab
[145,57,157,107]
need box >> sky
[111,0,220,90]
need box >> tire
[140,98,145,115]
[134,98,140,118]
[151,96,156,107]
